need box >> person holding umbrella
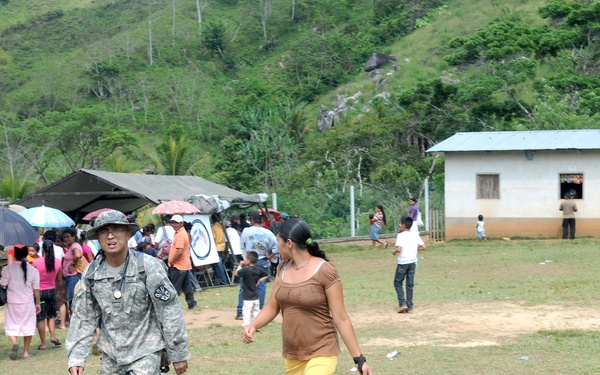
[0,207,39,259]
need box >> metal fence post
[350,186,355,237]
[425,178,430,232]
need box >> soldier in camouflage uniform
[66,210,190,375]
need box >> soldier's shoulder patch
[74,279,86,296]
[154,285,172,301]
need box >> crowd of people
[0,227,101,360]
[0,205,412,375]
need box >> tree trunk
[172,0,176,47]
[291,0,296,20]
[196,0,208,43]
[148,17,153,65]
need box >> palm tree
[0,174,34,202]
[102,153,141,173]
[148,136,191,175]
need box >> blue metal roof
[426,130,600,152]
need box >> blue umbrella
[19,205,75,228]
[0,207,39,246]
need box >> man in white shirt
[235,210,278,320]
[153,215,176,257]
[392,216,426,314]
[224,220,242,262]
[38,230,65,261]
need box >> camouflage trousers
[101,350,161,374]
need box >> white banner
[184,214,220,267]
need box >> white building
[427,130,600,239]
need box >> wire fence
[272,178,445,239]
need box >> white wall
[445,150,599,220]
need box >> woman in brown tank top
[241,218,373,375]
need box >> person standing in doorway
[559,193,577,239]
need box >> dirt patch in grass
[180,301,600,349]
[354,301,600,348]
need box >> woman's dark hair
[377,204,387,226]
[42,240,56,273]
[63,227,78,241]
[14,245,29,282]
[278,218,328,261]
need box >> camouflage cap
[86,210,140,240]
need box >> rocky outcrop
[441,75,460,84]
[364,53,397,72]
[317,107,336,132]
[317,54,403,130]
[317,91,364,131]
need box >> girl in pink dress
[0,244,41,360]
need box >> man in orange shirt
[167,215,197,309]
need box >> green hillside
[1,0,598,236]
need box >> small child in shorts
[234,251,270,327]
[476,214,487,243]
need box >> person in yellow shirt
[211,214,230,286]
[27,243,41,264]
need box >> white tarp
[185,193,268,214]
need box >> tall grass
[0,0,100,32]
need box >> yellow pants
[284,356,338,375]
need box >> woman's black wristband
[353,354,366,374]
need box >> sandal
[9,343,19,360]
[37,345,47,350]
[50,338,62,346]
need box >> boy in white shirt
[392,216,426,313]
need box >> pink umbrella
[151,201,200,215]
[82,208,114,221]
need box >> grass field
[1,238,599,374]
